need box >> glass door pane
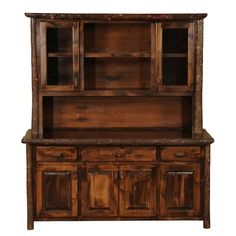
[40,22,79,90]
[160,23,194,91]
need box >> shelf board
[163,53,187,58]
[47,52,73,57]
[40,90,193,97]
[85,51,151,58]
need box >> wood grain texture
[22,129,214,146]
[26,144,34,230]
[36,163,78,218]
[193,20,203,137]
[80,164,118,217]
[43,97,190,129]
[119,164,156,217]
[204,145,210,228]
[23,14,213,229]
[36,146,77,161]
[81,146,156,161]
[25,13,208,21]
[159,163,201,217]
[160,146,201,162]
[31,18,39,138]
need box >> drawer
[81,146,156,161]
[160,146,201,161]
[36,146,77,161]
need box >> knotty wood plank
[193,20,203,137]
[204,145,210,228]
[26,144,34,230]
[79,22,84,91]
[31,18,39,138]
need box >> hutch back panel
[22,13,214,230]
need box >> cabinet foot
[27,220,34,230]
[203,218,210,229]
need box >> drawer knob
[114,152,123,158]
[52,153,64,158]
[175,152,186,157]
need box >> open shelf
[47,52,73,58]
[84,23,151,54]
[85,51,151,58]
[84,57,151,90]
[163,53,187,58]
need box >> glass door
[159,23,194,92]
[40,21,79,91]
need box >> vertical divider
[79,22,85,91]
[151,23,157,91]
[188,23,194,90]
[73,22,80,88]
[156,23,162,90]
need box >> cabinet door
[40,21,79,91]
[36,163,78,218]
[158,22,194,92]
[159,163,200,217]
[119,165,156,217]
[81,164,118,217]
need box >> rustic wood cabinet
[22,13,214,230]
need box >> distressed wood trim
[193,20,203,137]
[31,18,39,138]
[26,144,34,230]
[79,22,84,91]
[151,23,157,90]
[204,145,210,228]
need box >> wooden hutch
[22,13,214,230]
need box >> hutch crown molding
[22,13,214,230]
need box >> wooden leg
[27,144,34,230]
[203,145,210,229]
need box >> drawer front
[36,146,77,161]
[160,146,201,161]
[81,147,156,161]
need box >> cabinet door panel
[36,163,78,218]
[119,165,156,217]
[81,164,118,217]
[159,163,200,217]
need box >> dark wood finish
[22,128,214,146]
[31,18,39,138]
[204,145,210,228]
[23,13,213,229]
[25,13,208,21]
[42,96,191,130]
[81,146,156,161]
[159,163,201,217]
[193,20,203,137]
[36,163,78,218]
[36,146,77,161]
[80,164,118,217]
[119,164,156,217]
[26,144,34,230]
[160,146,201,161]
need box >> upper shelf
[25,13,207,21]
[85,52,151,58]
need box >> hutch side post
[26,144,34,230]
[193,19,203,138]
[31,17,39,138]
[204,144,210,228]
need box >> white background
[0,0,235,235]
